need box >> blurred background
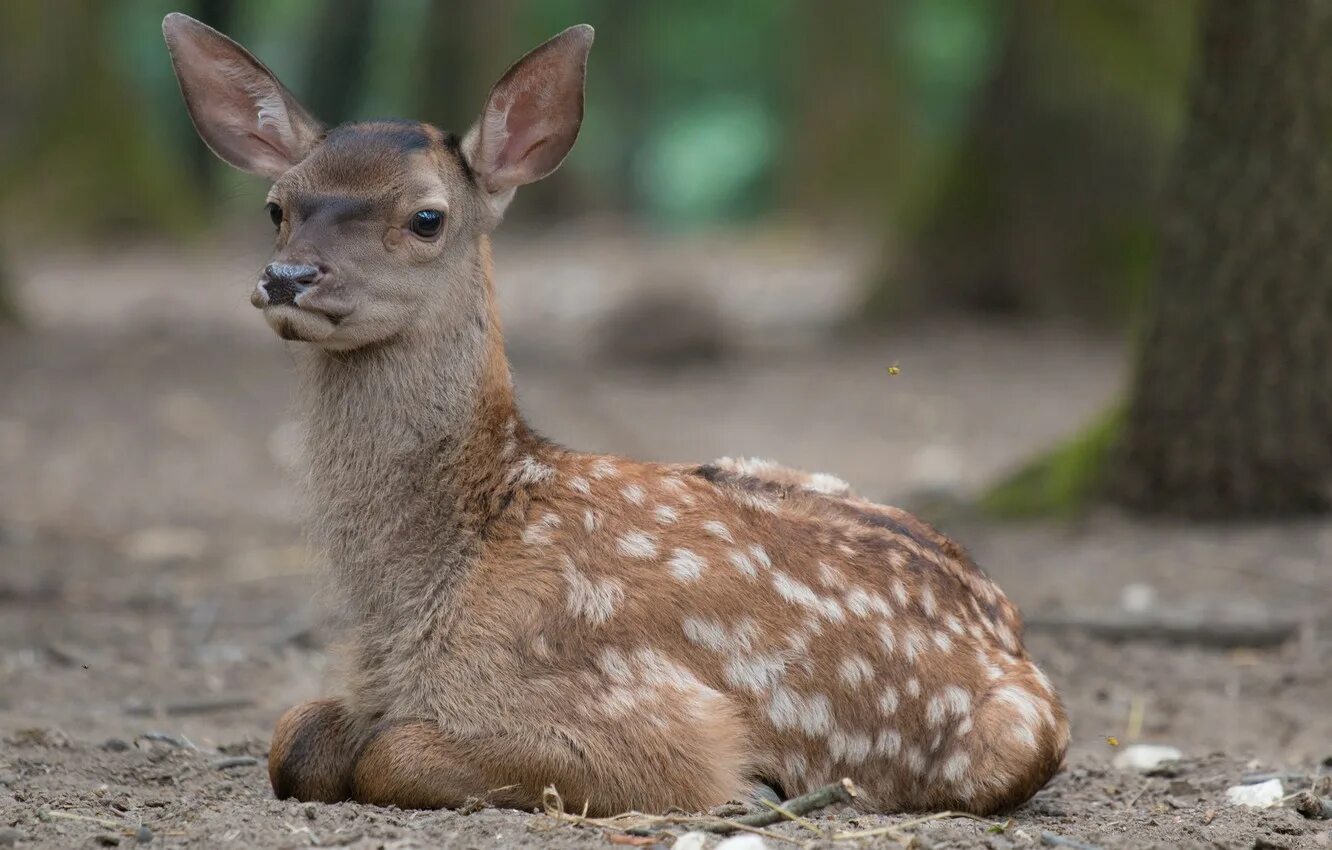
[1,0,1330,820]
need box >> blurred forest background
[4,7,1332,844]
[2,0,1330,521]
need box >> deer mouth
[264,302,341,342]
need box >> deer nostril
[261,263,322,306]
[264,263,321,285]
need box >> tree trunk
[1113,0,1332,518]
[303,0,376,124]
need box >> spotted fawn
[162,13,1069,816]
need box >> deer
[161,13,1069,817]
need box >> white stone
[1112,744,1183,772]
[716,836,769,850]
[1224,778,1284,808]
[671,833,709,850]
[1119,582,1157,614]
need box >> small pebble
[716,836,768,850]
[94,835,120,847]
[1112,744,1183,772]
[304,805,317,821]
[1226,778,1284,808]
[135,825,153,844]
[671,833,707,850]
[102,738,130,752]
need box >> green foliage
[980,406,1124,520]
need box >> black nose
[261,263,321,306]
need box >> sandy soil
[1,237,1329,849]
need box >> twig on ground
[39,810,128,831]
[539,785,818,846]
[1025,610,1299,648]
[138,731,193,749]
[1040,831,1103,850]
[756,798,825,836]
[723,779,857,832]
[211,756,259,770]
[1125,780,1152,808]
[126,695,255,717]
[829,810,999,842]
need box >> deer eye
[409,209,444,239]
[265,202,283,229]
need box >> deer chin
[263,303,340,344]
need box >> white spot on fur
[892,579,910,608]
[501,418,517,458]
[736,491,780,514]
[683,617,728,652]
[767,686,832,736]
[904,745,927,774]
[727,549,758,578]
[806,472,851,495]
[784,752,809,779]
[749,545,772,569]
[876,622,897,655]
[562,559,624,625]
[874,728,902,756]
[879,685,899,715]
[829,729,872,765]
[598,647,632,682]
[654,504,678,524]
[583,509,600,533]
[703,520,734,542]
[906,677,922,698]
[977,650,1004,681]
[621,484,646,505]
[724,654,787,693]
[522,512,562,545]
[995,685,1045,728]
[844,587,873,618]
[667,548,706,582]
[817,562,844,588]
[919,584,938,619]
[617,531,658,559]
[927,686,971,726]
[903,630,927,662]
[942,751,971,783]
[838,654,874,689]
[634,648,704,692]
[568,475,591,495]
[588,457,619,479]
[932,630,953,652]
[773,571,817,606]
[511,456,555,486]
[837,543,856,557]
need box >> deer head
[162,13,593,351]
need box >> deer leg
[349,719,541,811]
[351,710,748,815]
[268,698,358,803]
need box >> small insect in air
[1105,736,1120,747]
[886,361,901,376]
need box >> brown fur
[164,13,1069,817]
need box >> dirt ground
[1,234,1330,849]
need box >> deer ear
[463,25,593,203]
[162,13,323,180]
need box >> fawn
[163,13,1068,816]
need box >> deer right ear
[162,13,323,180]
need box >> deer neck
[294,235,520,620]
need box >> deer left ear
[463,25,593,207]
